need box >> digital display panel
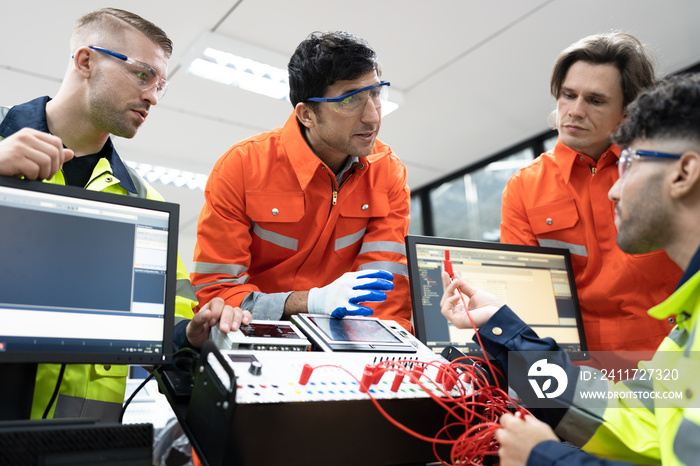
[0,176,178,365]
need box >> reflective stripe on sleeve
[359,261,408,278]
[537,239,588,257]
[193,277,249,292]
[192,262,248,277]
[554,375,608,445]
[253,222,298,251]
[359,241,406,256]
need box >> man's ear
[72,46,93,79]
[295,102,315,130]
[669,151,700,199]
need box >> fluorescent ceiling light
[126,161,208,191]
[188,47,290,101]
[183,32,403,116]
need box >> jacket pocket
[528,198,579,235]
[526,198,588,267]
[338,189,390,218]
[246,192,304,260]
[93,364,129,378]
[334,190,390,260]
[246,192,304,223]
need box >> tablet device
[291,315,416,353]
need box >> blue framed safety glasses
[89,46,169,100]
[618,148,682,179]
[307,81,390,116]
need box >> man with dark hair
[191,31,412,330]
[442,73,700,466]
[500,32,682,358]
[0,8,247,422]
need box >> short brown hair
[72,8,172,57]
[550,32,655,107]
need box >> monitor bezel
[0,175,177,366]
[405,234,589,360]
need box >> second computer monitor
[406,235,588,360]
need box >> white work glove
[307,269,394,319]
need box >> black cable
[120,348,199,424]
[42,363,67,419]
[119,370,155,424]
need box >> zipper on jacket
[328,170,354,207]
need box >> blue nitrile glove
[307,269,394,319]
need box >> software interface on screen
[411,241,585,357]
[0,184,171,361]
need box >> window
[543,134,558,152]
[408,195,423,236]
[429,148,534,241]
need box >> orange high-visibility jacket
[500,139,682,352]
[192,112,412,331]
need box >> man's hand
[0,128,74,180]
[307,269,394,319]
[185,297,252,349]
[440,271,503,329]
[495,413,558,466]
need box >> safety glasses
[89,46,169,100]
[618,148,682,180]
[307,81,390,116]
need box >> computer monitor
[0,175,179,417]
[406,235,588,360]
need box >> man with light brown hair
[500,32,682,362]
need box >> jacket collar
[0,96,137,194]
[648,245,700,321]
[677,245,700,291]
[280,112,390,190]
[552,138,621,185]
[282,113,326,190]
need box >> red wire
[453,284,500,387]
[304,356,529,465]
[298,283,529,464]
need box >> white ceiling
[2,0,699,271]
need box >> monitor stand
[0,363,37,420]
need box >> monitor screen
[0,176,178,365]
[406,235,588,360]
